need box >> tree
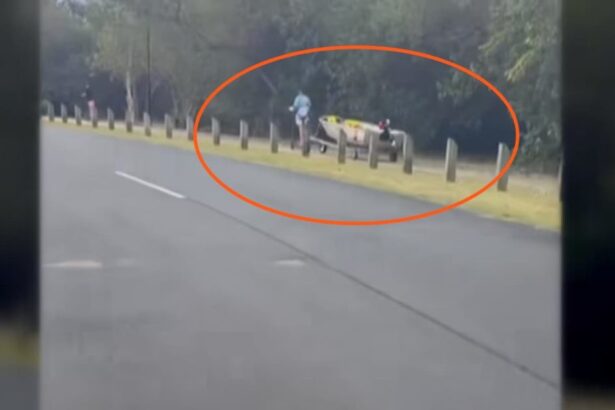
[88,0,151,118]
[41,0,94,108]
[483,0,560,169]
[438,0,560,169]
[53,0,560,165]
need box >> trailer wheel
[319,144,327,154]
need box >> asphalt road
[0,366,37,410]
[41,125,560,410]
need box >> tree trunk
[125,70,135,121]
[132,81,140,120]
[170,87,180,119]
[125,46,136,121]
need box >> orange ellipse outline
[192,45,520,226]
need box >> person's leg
[299,122,306,147]
[296,116,304,148]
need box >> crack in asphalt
[182,195,559,391]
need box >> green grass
[45,118,561,230]
[0,327,38,368]
[565,393,615,410]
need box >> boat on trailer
[309,115,405,161]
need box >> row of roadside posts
[47,101,534,193]
[50,102,194,141]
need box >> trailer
[309,115,404,162]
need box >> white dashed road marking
[115,171,185,199]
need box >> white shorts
[295,115,308,127]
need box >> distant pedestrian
[82,84,96,120]
[289,90,311,148]
[378,118,392,141]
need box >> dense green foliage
[42,0,560,169]
[41,0,94,106]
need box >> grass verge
[0,327,38,368]
[44,119,561,231]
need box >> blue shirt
[293,93,311,118]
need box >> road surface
[41,125,560,410]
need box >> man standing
[82,83,96,120]
[289,90,311,148]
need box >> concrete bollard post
[60,104,68,123]
[368,131,379,169]
[47,102,55,122]
[301,123,310,157]
[402,133,414,174]
[143,113,151,136]
[186,115,194,140]
[165,114,173,139]
[92,108,98,127]
[107,108,115,130]
[338,129,347,164]
[212,117,221,145]
[445,138,458,182]
[496,143,510,192]
[75,105,82,126]
[240,120,248,150]
[91,106,98,128]
[125,109,133,133]
[270,122,279,153]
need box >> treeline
[42,0,560,170]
